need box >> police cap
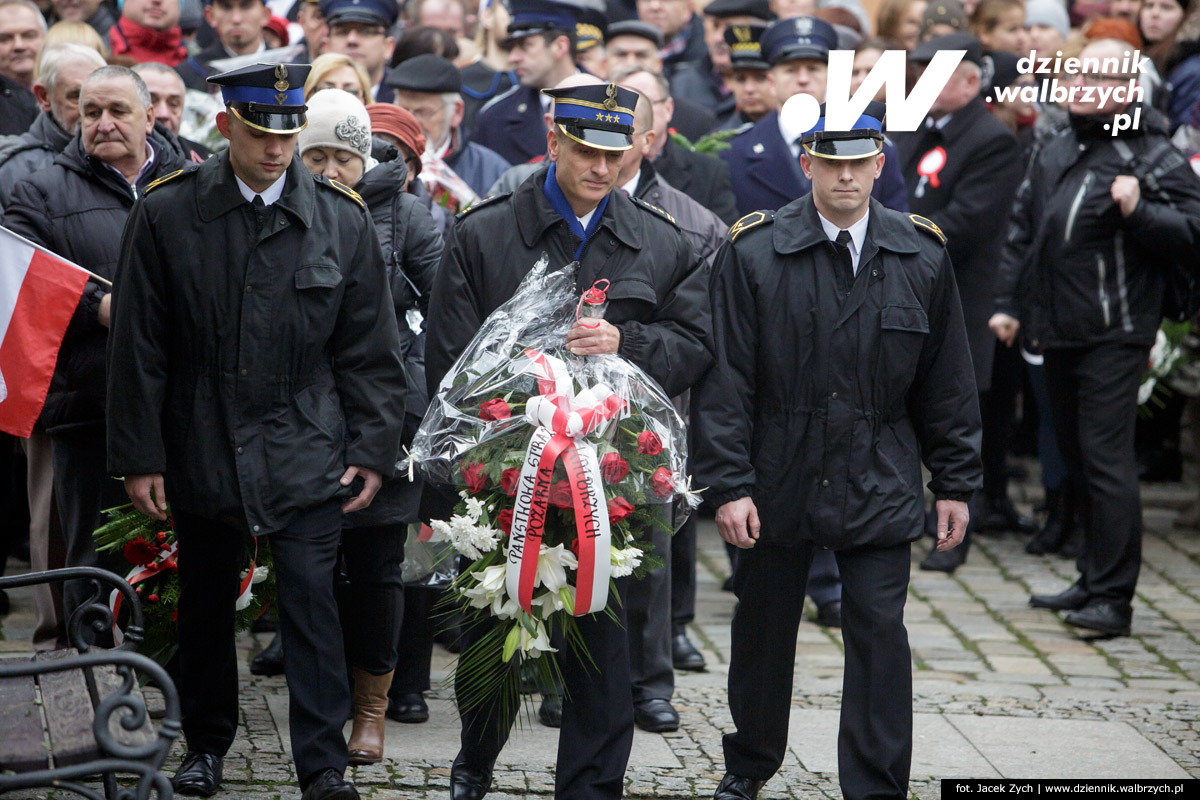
[799,101,887,159]
[703,0,773,20]
[725,24,769,71]
[576,5,607,53]
[208,62,311,134]
[386,53,462,93]
[761,16,838,65]
[504,0,579,46]
[543,82,637,151]
[319,0,399,28]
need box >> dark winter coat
[669,56,737,127]
[0,73,37,137]
[655,136,739,225]
[634,159,726,266]
[176,39,228,92]
[425,170,714,400]
[693,195,982,550]
[444,134,512,197]
[893,97,1021,392]
[719,111,910,219]
[3,130,187,437]
[469,84,547,166]
[346,150,444,527]
[106,154,407,535]
[994,105,1200,350]
[0,111,73,209]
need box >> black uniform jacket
[424,170,715,401]
[894,97,1021,392]
[694,196,983,550]
[106,154,407,535]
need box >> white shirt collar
[619,168,641,198]
[779,109,808,159]
[235,172,287,206]
[817,207,870,275]
[576,207,596,230]
[926,113,953,130]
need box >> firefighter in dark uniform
[694,103,982,800]
[106,63,406,800]
[425,83,712,800]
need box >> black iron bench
[0,567,181,799]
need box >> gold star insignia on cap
[596,112,605,120]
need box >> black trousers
[981,342,1025,501]
[628,525,672,703]
[50,430,127,630]
[340,523,405,675]
[174,502,349,787]
[724,540,913,800]
[1043,343,1148,606]
[456,576,635,800]
[390,585,435,695]
[669,513,696,629]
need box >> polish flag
[0,225,91,437]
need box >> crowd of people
[1,0,1200,799]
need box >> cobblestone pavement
[3,460,1198,799]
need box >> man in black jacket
[695,103,981,800]
[0,41,105,207]
[990,39,1200,638]
[3,64,186,639]
[177,0,271,91]
[426,82,712,800]
[0,0,43,135]
[106,63,406,800]
[894,33,1026,573]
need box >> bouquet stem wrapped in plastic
[409,256,697,721]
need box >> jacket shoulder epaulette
[909,214,946,246]
[314,175,366,209]
[145,167,192,194]
[728,210,774,242]
[631,196,678,228]
[456,193,510,219]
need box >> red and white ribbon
[109,542,257,645]
[506,349,625,616]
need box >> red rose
[479,398,512,421]
[498,509,514,533]
[650,467,675,499]
[147,594,159,603]
[608,497,634,523]
[501,468,521,496]
[600,452,629,484]
[123,538,159,567]
[460,462,487,493]
[637,431,664,455]
[549,480,574,509]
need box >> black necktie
[834,229,854,282]
[252,194,269,231]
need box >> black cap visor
[771,44,828,64]
[328,10,389,26]
[502,24,554,47]
[730,56,769,71]
[230,103,308,134]
[801,131,884,159]
[556,121,632,151]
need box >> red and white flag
[0,225,91,437]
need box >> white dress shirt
[817,208,870,275]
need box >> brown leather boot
[347,668,393,765]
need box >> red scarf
[108,17,186,67]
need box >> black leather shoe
[450,754,493,800]
[672,632,707,671]
[1029,583,1089,611]
[919,531,970,573]
[713,773,766,800]
[634,698,679,732]
[301,768,359,800]
[250,632,284,676]
[1064,601,1132,637]
[172,752,223,797]
[538,693,562,728]
[814,600,841,628]
[979,496,1036,534]
[386,692,429,723]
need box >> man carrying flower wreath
[424,78,713,800]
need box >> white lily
[533,584,576,617]
[517,619,555,656]
[491,594,522,620]
[463,564,507,609]
[536,544,578,592]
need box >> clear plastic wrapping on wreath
[409,256,697,530]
